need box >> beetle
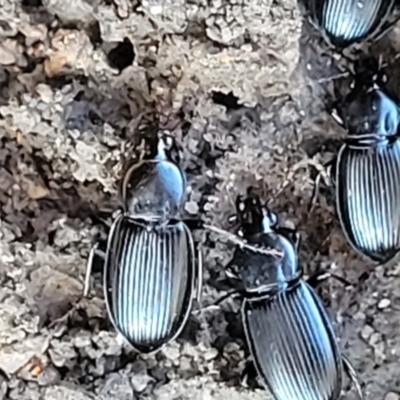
[216,192,363,400]
[84,133,202,354]
[301,0,397,48]
[319,62,400,263]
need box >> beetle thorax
[121,159,187,220]
[236,232,299,294]
[344,88,400,141]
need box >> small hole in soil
[211,90,241,110]
[88,110,102,125]
[22,0,43,6]
[73,90,86,102]
[107,37,135,72]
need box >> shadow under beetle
[314,61,400,263]
[84,133,202,354]
[216,191,363,400]
[301,0,397,48]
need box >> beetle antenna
[317,70,351,84]
[203,223,284,258]
[316,51,400,85]
[342,355,365,400]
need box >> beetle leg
[241,361,262,389]
[306,270,353,288]
[83,242,106,297]
[342,355,365,400]
[309,157,336,212]
[309,170,324,212]
[192,290,242,315]
[196,247,203,304]
[372,14,400,44]
[293,230,301,251]
[91,212,115,231]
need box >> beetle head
[235,191,278,240]
[156,132,182,166]
[228,191,301,292]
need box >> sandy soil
[1,1,400,399]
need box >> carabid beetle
[216,192,363,400]
[84,133,202,354]
[302,0,397,48]
[323,62,400,263]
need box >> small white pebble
[353,311,366,321]
[385,392,400,400]
[369,332,381,346]
[378,298,391,309]
[185,201,199,215]
[361,325,374,341]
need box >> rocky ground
[1,0,400,399]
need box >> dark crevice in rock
[22,0,43,7]
[107,38,135,72]
[211,91,241,110]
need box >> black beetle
[302,0,397,48]
[322,62,400,263]
[215,192,363,400]
[84,133,202,353]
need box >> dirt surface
[1,1,400,399]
